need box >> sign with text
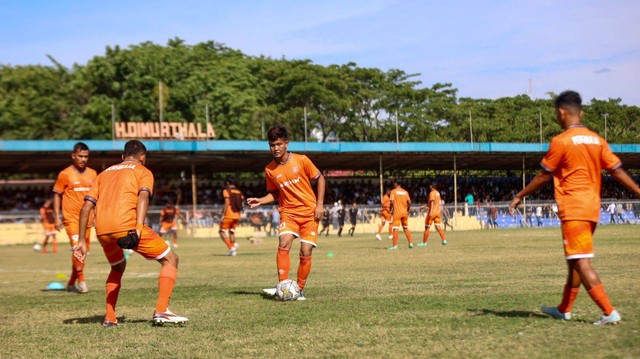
[114,122,216,140]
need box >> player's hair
[123,140,147,158]
[73,142,89,153]
[267,125,288,142]
[226,176,237,186]
[554,90,582,114]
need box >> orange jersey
[265,153,321,218]
[427,189,441,217]
[160,207,180,224]
[540,125,621,222]
[223,187,244,220]
[40,206,56,225]
[53,165,97,226]
[85,161,154,236]
[390,186,411,217]
[381,194,390,213]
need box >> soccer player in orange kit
[509,90,640,325]
[388,179,414,250]
[375,187,392,241]
[39,199,58,253]
[53,142,97,293]
[247,125,325,301]
[74,140,188,327]
[418,182,447,247]
[219,176,245,256]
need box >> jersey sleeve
[302,155,321,180]
[139,168,154,195]
[265,169,278,192]
[601,141,622,171]
[223,189,230,199]
[540,136,564,172]
[52,171,67,194]
[85,175,100,203]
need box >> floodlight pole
[304,106,308,149]
[604,113,608,142]
[111,102,116,141]
[469,110,473,150]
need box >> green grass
[1,226,639,358]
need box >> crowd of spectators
[3,175,639,213]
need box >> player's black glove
[117,229,140,249]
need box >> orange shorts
[220,218,239,232]
[392,215,409,229]
[380,210,391,222]
[160,221,177,233]
[561,220,596,260]
[98,225,170,266]
[278,213,319,247]
[64,223,91,248]
[425,214,442,227]
[42,223,57,235]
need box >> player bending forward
[74,140,188,327]
[509,90,640,325]
[247,125,325,301]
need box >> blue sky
[2,0,639,106]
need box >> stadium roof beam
[0,140,639,175]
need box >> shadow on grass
[63,315,148,325]
[468,309,548,319]
[231,290,276,301]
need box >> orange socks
[277,247,291,281]
[557,285,580,313]
[392,231,399,247]
[297,255,312,289]
[222,238,233,249]
[156,265,178,313]
[588,284,614,316]
[73,256,85,283]
[105,269,124,323]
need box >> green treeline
[1,38,638,143]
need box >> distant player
[418,182,447,247]
[319,205,331,237]
[347,202,358,236]
[337,203,346,237]
[53,142,97,293]
[219,176,244,256]
[247,125,326,301]
[509,90,640,325]
[159,201,185,248]
[388,179,414,250]
[375,188,392,241]
[39,199,58,253]
[74,140,188,327]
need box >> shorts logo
[279,222,286,230]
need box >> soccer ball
[276,279,300,301]
[33,243,42,252]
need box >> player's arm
[74,199,95,263]
[137,190,151,237]
[509,169,552,212]
[247,191,278,208]
[313,174,326,221]
[610,167,640,199]
[222,196,230,217]
[53,192,63,230]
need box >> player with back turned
[219,176,244,256]
[509,90,640,325]
[388,179,414,250]
[74,140,188,327]
[247,125,326,301]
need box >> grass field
[1,226,639,358]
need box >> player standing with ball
[247,125,325,301]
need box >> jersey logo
[279,177,301,188]
[571,135,600,145]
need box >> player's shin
[105,269,124,323]
[277,247,291,281]
[297,255,312,289]
[156,265,177,313]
